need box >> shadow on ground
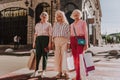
[0,73,70,80]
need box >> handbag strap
[73,25,78,40]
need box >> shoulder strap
[73,25,77,36]
[73,25,78,40]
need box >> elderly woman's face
[40,13,47,20]
[56,14,63,21]
[73,12,80,19]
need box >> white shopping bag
[62,51,75,71]
[67,55,75,71]
[84,53,95,72]
[80,54,87,80]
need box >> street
[0,47,120,80]
[89,53,120,80]
[0,55,29,76]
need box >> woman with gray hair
[52,10,70,78]
[31,12,52,77]
[70,9,88,80]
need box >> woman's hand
[67,43,71,50]
[48,42,52,50]
[83,44,88,51]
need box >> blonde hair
[55,10,68,24]
[40,12,49,21]
[71,9,82,19]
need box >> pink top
[70,19,88,46]
[35,22,52,36]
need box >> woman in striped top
[52,10,70,78]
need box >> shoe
[31,72,35,77]
[41,71,46,78]
[56,72,62,78]
[34,71,39,77]
[62,73,69,78]
[31,71,39,77]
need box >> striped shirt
[52,22,70,38]
[35,22,52,36]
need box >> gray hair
[71,9,82,19]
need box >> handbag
[27,49,36,70]
[73,26,86,45]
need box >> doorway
[0,7,27,45]
[35,2,50,24]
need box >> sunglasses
[41,14,47,17]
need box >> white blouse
[35,22,52,36]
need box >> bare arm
[84,21,88,51]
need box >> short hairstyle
[71,9,82,19]
[40,12,49,21]
[55,10,68,24]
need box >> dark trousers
[35,36,49,71]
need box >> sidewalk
[0,44,120,80]
[0,57,76,80]
[1,54,120,80]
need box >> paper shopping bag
[83,53,95,72]
[80,54,87,80]
[27,49,36,70]
[66,51,75,71]
[62,51,75,71]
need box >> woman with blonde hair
[31,12,52,77]
[52,10,70,78]
[70,9,88,80]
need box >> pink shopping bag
[83,52,95,72]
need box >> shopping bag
[27,49,36,70]
[83,52,95,72]
[80,54,88,80]
[66,50,75,71]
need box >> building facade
[82,0,102,46]
[0,0,102,46]
[59,0,102,46]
